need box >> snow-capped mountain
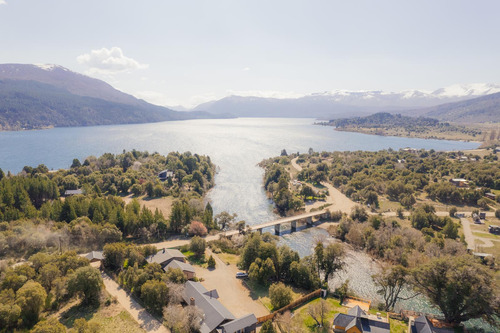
[192,84,500,119]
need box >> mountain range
[191,84,500,121]
[0,64,220,130]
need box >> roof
[348,305,367,317]
[80,251,104,261]
[450,178,467,182]
[146,249,185,266]
[64,189,83,195]
[220,314,257,333]
[165,260,195,273]
[183,281,235,333]
[411,316,455,333]
[333,310,390,333]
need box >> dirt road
[101,273,169,333]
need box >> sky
[1,0,500,108]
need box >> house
[64,189,83,196]
[449,178,468,188]
[485,193,496,200]
[182,281,256,333]
[80,250,104,262]
[165,260,196,280]
[332,305,390,333]
[409,316,454,333]
[146,248,186,267]
[220,313,257,333]
[158,170,174,181]
[479,212,486,220]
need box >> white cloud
[0,1,7,5]
[242,67,251,71]
[76,47,148,74]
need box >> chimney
[190,297,195,306]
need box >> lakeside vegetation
[321,112,500,142]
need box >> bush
[207,255,216,269]
[188,221,208,237]
[190,236,206,257]
[269,282,293,310]
[449,206,457,217]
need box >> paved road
[101,272,169,333]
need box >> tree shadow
[59,301,99,328]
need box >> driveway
[193,249,269,318]
[101,273,169,333]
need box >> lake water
[0,118,487,327]
[0,117,478,225]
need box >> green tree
[31,318,66,333]
[140,280,168,314]
[412,255,499,324]
[269,282,293,310]
[215,211,237,230]
[0,289,21,330]
[190,236,206,258]
[261,320,276,333]
[319,243,345,284]
[67,266,102,305]
[207,255,216,269]
[16,281,47,326]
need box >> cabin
[80,250,104,263]
[332,306,390,333]
[146,248,186,267]
[64,189,83,196]
[449,178,468,188]
[409,316,454,333]
[183,281,257,333]
[165,260,196,280]
[485,193,496,201]
[158,170,174,181]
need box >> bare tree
[166,282,185,305]
[372,265,416,311]
[308,299,330,327]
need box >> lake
[0,117,478,225]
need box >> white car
[235,272,248,278]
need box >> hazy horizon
[1,0,500,108]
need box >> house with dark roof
[165,260,196,280]
[410,316,455,333]
[182,281,256,333]
[332,306,390,333]
[146,248,186,267]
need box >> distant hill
[412,92,500,123]
[0,64,219,130]
[192,84,500,119]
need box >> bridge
[224,209,330,236]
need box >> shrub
[269,282,293,310]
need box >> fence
[256,289,322,323]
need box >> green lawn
[292,296,408,333]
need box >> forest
[0,150,217,258]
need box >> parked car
[236,272,248,278]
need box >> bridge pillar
[257,228,263,234]
[275,224,280,235]
[306,217,313,225]
[291,221,297,232]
